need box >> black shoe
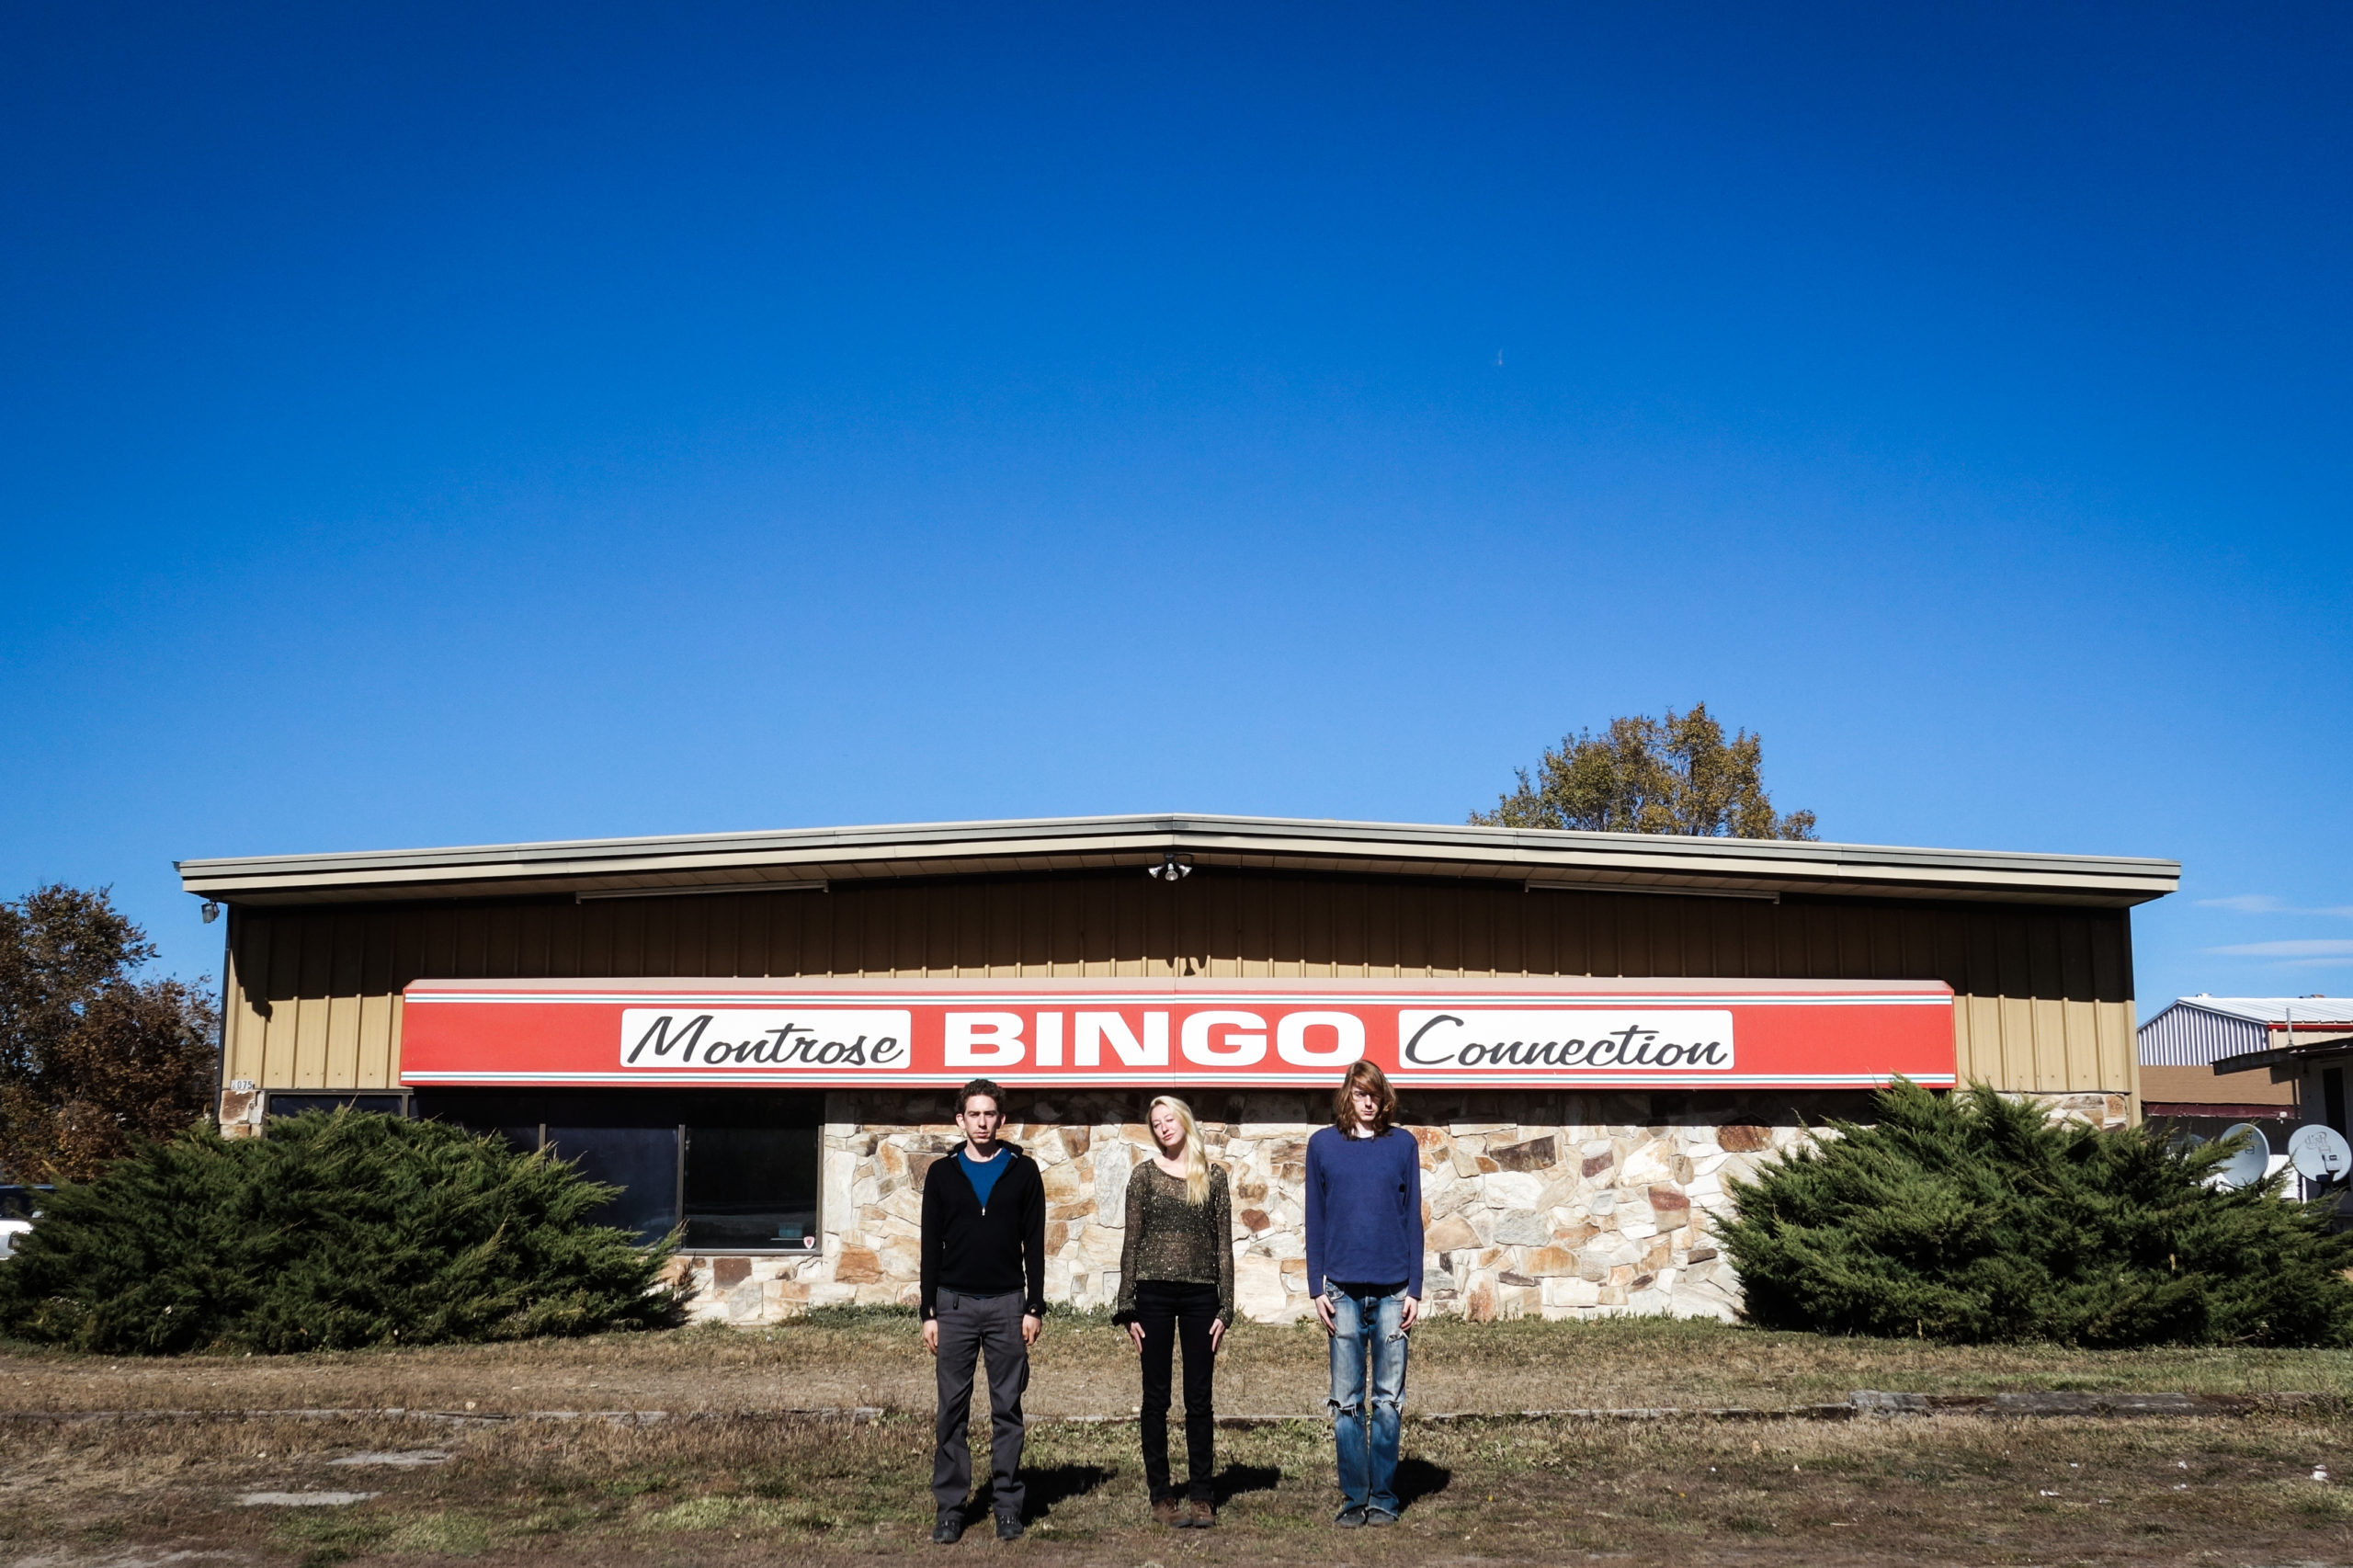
[1365,1507,1399,1527]
[932,1509,964,1544]
[995,1513,1025,1540]
[1335,1506,1368,1528]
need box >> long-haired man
[1304,1059,1424,1527]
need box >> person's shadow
[1212,1462,1282,1506]
[1394,1457,1452,1511]
[982,1463,1115,1524]
[994,1460,1280,1520]
[976,1455,1441,1523]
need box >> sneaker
[931,1508,964,1544]
[995,1514,1025,1541]
[1183,1499,1218,1529]
[1151,1497,1183,1528]
[1335,1505,1369,1528]
[1365,1507,1399,1527]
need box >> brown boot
[1183,1498,1218,1529]
[1151,1497,1183,1528]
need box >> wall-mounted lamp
[1146,851,1194,882]
[200,901,222,924]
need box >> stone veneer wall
[663,1085,2128,1326]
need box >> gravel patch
[233,1491,376,1506]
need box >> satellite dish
[2211,1122,2272,1189]
[2288,1124,2353,1184]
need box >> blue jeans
[1325,1284,1409,1515]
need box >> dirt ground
[3,1406,2350,1568]
[3,1318,2352,1565]
[5,1312,2350,1418]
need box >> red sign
[399,976,1954,1090]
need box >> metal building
[177,812,2177,1323]
[2136,995,2313,1126]
[2170,995,2353,1138]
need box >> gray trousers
[931,1288,1029,1517]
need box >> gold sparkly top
[1113,1160,1235,1328]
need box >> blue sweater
[1304,1126,1425,1299]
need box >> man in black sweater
[920,1077,1046,1544]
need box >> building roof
[176,812,2181,910]
[2162,995,2353,1076]
[2154,996,2353,1029]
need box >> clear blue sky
[4,4,2347,1019]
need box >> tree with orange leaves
[0,884,218,1183]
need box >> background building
[2137,995,2320,1137]
[178,813,2177,1323]
[2140,996,2353,1214]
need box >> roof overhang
[176,812,2181,911]
[2211,1031,2353,1075]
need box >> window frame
[260,1089,415,1120]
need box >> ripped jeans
[1325,1284,1409,1515]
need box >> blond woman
[1113,1095,1235,1528]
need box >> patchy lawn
[3,1407,2350,1567]
[3,1312,2350,1418]
[5,1318,2351,1566]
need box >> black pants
[1134,1280,1219,1503]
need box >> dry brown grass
[4,1405,2351,1567]
[7,1316,2350,1566]
[4,1312,2350,1420]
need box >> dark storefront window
[480,1123,543,1156]
[414,1089,821,1251]
[683,1126,819,1249]
[546,1126,681,1245]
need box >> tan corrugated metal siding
[220,873,2139,1100]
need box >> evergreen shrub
[1718,1079,2353,1347]
[0,1110,682,1353]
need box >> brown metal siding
[220,874,2141,1101]
[2138,1063,2296,1108]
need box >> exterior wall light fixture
[1147,852,1194,882]
[201,901,222,924]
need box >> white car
[0,1187,42,1259]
